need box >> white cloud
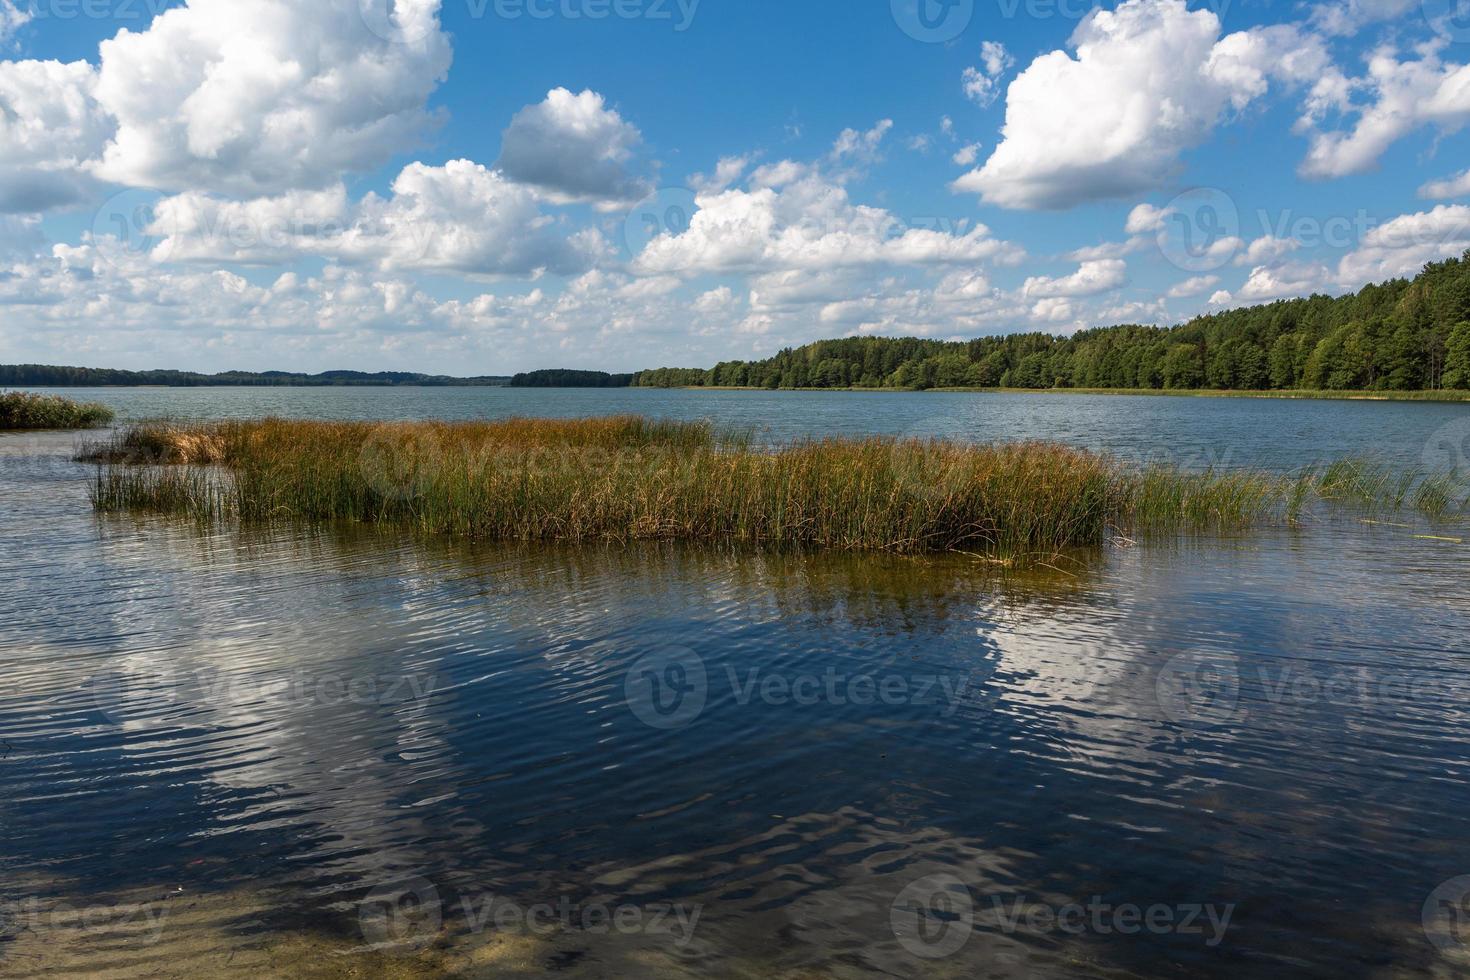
[962,41,1014,107]
[1208,289,1233,305]
[1336,204,1470,284]
[0,0,30,43]
[689,156,752,194]
[0,58,111,212]
[495,88,651,208]
[1021,259,1128,298]
[1420,169,1470,199]
[153,161,600,276]
[951,143,982,167]
[1166,274,1219,298]
[830,119,894,166]
[90,0,452,197]
[1236,235,1300,266]
[633,170,1021,276]
[954,0,1323,210]
[1299,45,1470,180]
[1236,260,1332,300]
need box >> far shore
[649,385,1470,403]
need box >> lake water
[2,389,1469,978]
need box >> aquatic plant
[0,391,114,430]
[89,416,1468,559]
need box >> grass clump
[89,416,1467,559]
[0,391,113,430]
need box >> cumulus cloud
[1299,45,1470,180]
[495,87,651,208]
[1420,169,1470,199]
[1236,260,1331,300]
[0,58,112,212]
[89,0,452,197]
[0,0,30,44]
[1236,235,1300,266]
[1166,274,1219,298]
[830,119,894,167]
[962,41,1013,107]
[152,161,600,276]
[1021,259,1128,298]
[954,0,1324,209]
[1336,204,1470,284]
[632,170,1021,276]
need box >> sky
[1,0,1469,374]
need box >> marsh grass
[89,416,1469,559]
[0,391,113,430]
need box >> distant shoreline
[638,385,1470,403]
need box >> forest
[636,253,1470,392]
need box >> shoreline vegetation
[0,391,114,430]
[85,416,1467,562]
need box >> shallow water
[2,392,1470,978]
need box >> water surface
[2,391,1468,977]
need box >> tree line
[636,253,1470,392]
[0,366,510,386]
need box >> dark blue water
[1,393,1469,977]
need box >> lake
[1,388,1468,977]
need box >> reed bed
[0,391,113,429]
[88,416,1469,559]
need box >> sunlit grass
[0,391,114,430]
[88,416,1470,559]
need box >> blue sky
[1,0,1468,373]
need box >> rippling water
[3,393,1470,977]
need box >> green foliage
[509,369,635,387]
[640,252,1470,392]
[0,391,114,429]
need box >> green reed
[0,391,113,430]
[88,416,1468,559]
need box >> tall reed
[1,391,113,429]
[89,417,1468,558]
